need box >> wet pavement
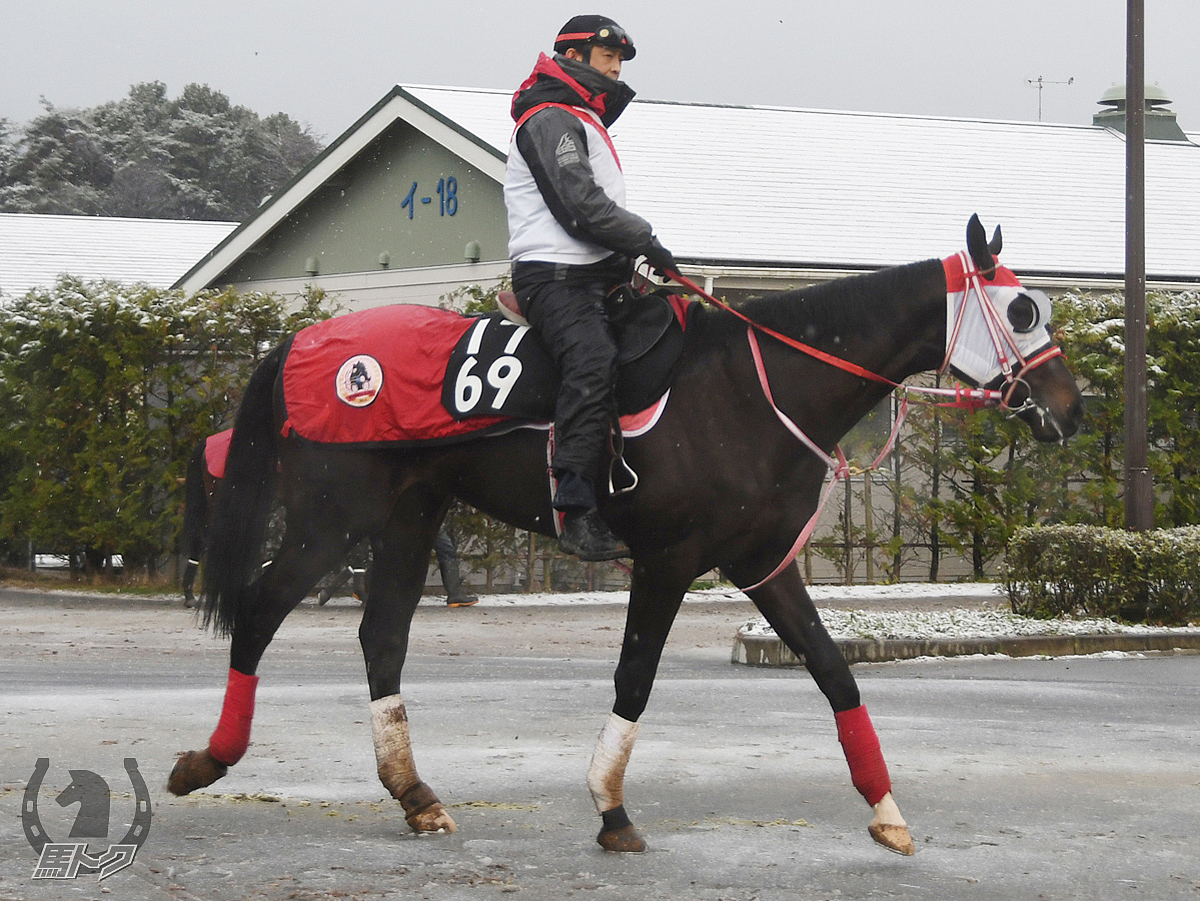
[0,588,1197,900]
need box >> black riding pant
[513,258,628,499]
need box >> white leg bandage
[587,712,640,813]
[370,694,418,798]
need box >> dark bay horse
[168,217,1083,856]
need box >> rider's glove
[641,236,679,279]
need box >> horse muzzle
[994,357,1083,443]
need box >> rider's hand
[641,236,678,279]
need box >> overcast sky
[5,1,1199,143]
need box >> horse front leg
[731,563,915,856]
[588,557,690,852]
[359,504,457,835]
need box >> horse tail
[202,343,287,636]
[180,439,209,561]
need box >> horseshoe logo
[21,758,51,854]
[22,758,153,855]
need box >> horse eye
[1007,295,1039,332]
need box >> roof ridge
[401,83,1106,130]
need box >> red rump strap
[835,705,892,806]
[204,428,233,479]
[209,667,259,765]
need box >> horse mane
[695,259,940,344]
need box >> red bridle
[650,262,1065,590]
[662,263,1063,414]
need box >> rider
[505,14,677,561]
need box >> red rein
[658,265,1062,591]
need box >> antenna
[1026,75,1075,122]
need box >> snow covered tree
[0,82,322,220]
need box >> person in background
[317,529,478,607]
[435,528,478,607]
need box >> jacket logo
[555,132,581,167]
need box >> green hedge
[1003,524,1200,626]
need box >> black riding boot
[559,509,630,561]
[555,471,629,562]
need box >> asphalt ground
[0,587,1197,900]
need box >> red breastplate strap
[514,102,622,171]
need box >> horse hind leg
[359,499,456,834]
[370,695,456,834]
[168,521,354,796]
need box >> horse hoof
[406,803,458,834]
[395,780,458,833]
[167,749,228,796]
[406,805,457,833]
[597,824,647,853]
[869,791,914,855]
[869,822,915,856]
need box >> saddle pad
[278,299,689,448]
[280,305,515,447]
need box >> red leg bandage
[209,667,259,766]
[835,704,892,807]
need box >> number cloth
[280,305,513,447]
[278,301,687,448]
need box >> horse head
[944,215,1083,443]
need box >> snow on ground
[439,580,1004,608]
[739,607,1200,641]
[19,581,1197,638]
[424,583,1196,640]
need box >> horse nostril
[1057,402,1082,440]
[1065,397,1084,436]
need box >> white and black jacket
[505,53,654,267]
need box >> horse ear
[966,214,997,278]
[989,224,1003,257]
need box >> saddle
[441,287,689,423]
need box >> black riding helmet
[554,14,636,60]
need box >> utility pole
[1125,0,1154,531]
[1026,75,1074,122]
